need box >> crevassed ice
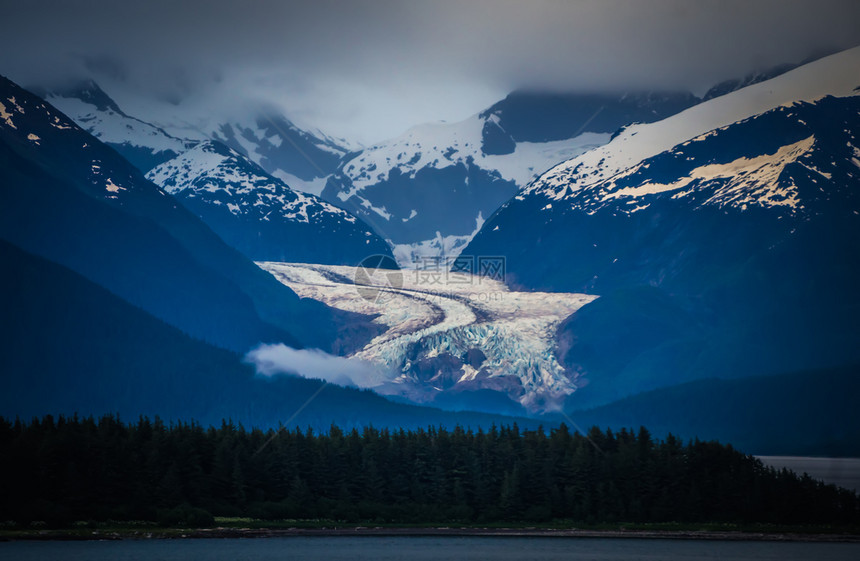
[258,261,597,412]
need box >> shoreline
[4,526,860,543]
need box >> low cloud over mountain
[2,1,858,143]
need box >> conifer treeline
[1,415,857,527]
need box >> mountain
[34,80,193,172]
[34,78,349,196]
[567,365,860,457]
[465,46,860,408]
[145,141,393,265]
[321,91,698,264]
[0,74,363,352]
[210,111,348,196]
[0,238,542,432]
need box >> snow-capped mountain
[34,80,193,172]
[32,78,348,196]
[518,48,860,207]
[321,91,698,265]
[146,141,393,265]
[464,46,860,408]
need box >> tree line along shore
[0,415,857,529]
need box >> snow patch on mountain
[0,100,16,128]
[356,196,392,220]
[692,136,814,211]
[271,169,329,196]
[582,135,816,214]
[104,177,124,194]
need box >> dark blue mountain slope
[0,239,542,432]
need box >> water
[756,456,860,492]
[1,537,858,561]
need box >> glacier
[259,261,597,412]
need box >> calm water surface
[755,456,860,492]
[1,537,858,561]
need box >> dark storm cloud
[2,0,859,141]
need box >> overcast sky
[2,0,859,143]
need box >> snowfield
[259,261,597,412]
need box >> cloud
[245,343,385,388]
[2,0,859,143]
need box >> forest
[1,415,857,528]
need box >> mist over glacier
[245,343,386,388]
